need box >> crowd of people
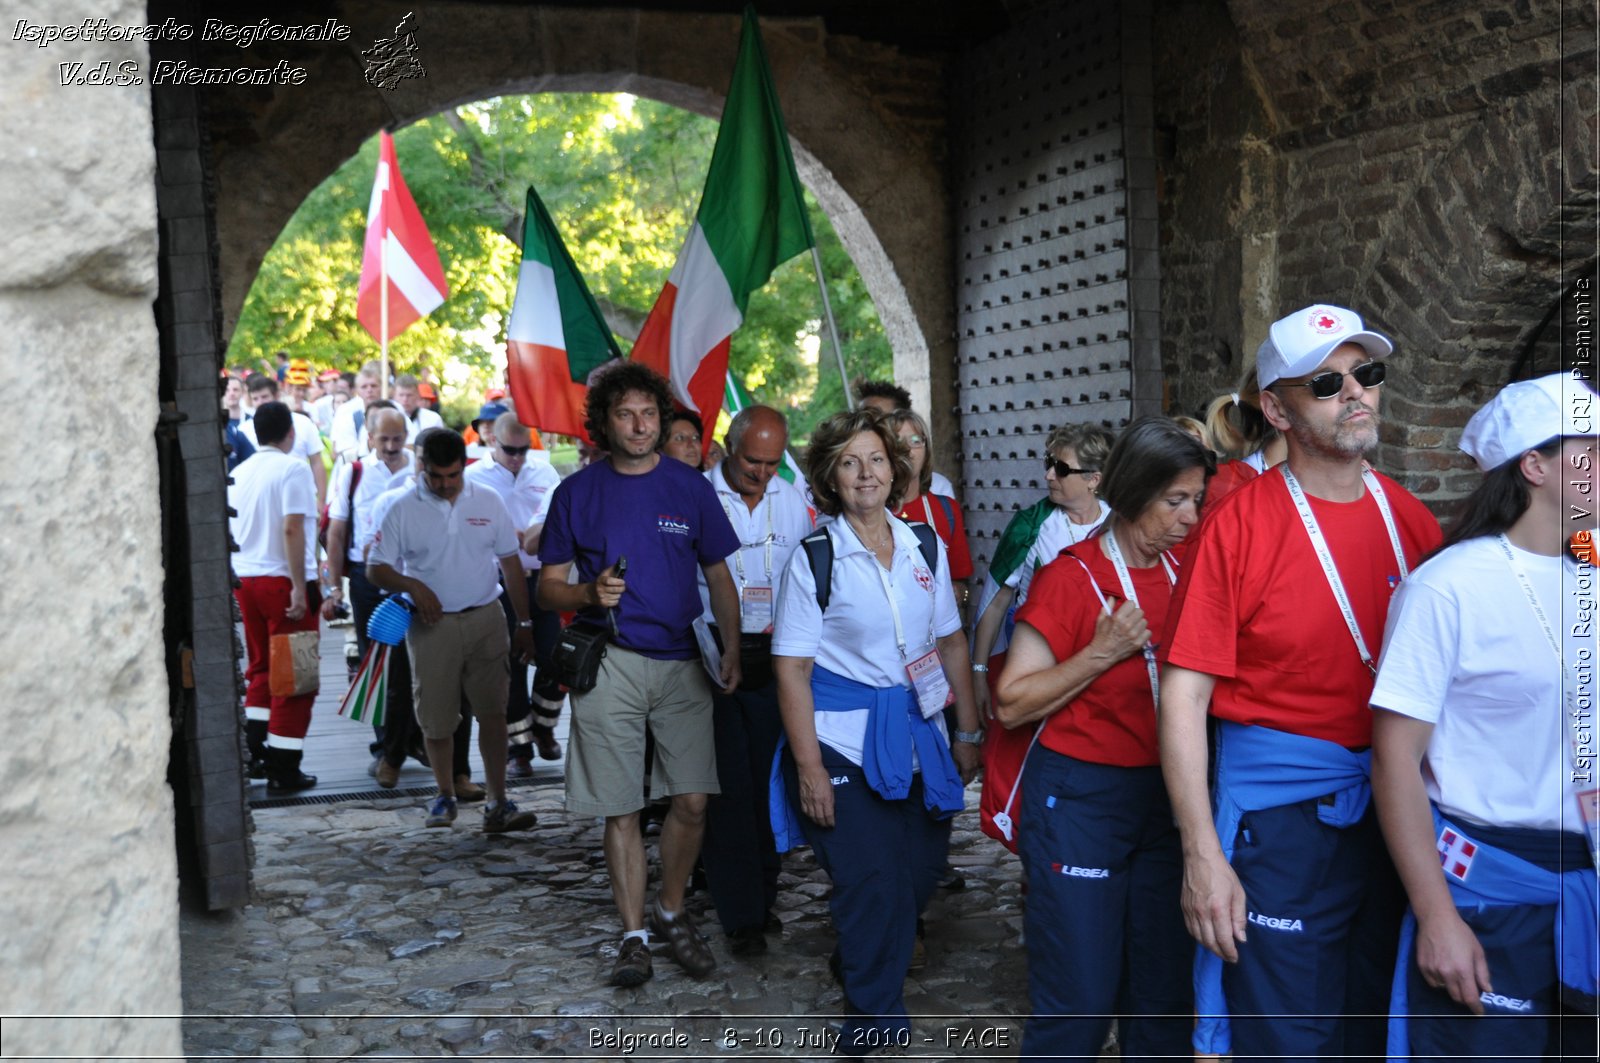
[224,302,1597,1059]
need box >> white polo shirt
[773,513,962,765]
[228,448,317,579]
[930,470,955,498]
[369,480,518,612]
[366,474,414,565]
[240,409,324,463]
[1012,500,1112,602]
[327,454,416,562]
[465,453,562,570]
[698,462,815,626]
[1372,536,1592,832]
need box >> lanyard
[854,521,935,661]
[1281,465,1407,674]
[1495,534,1598,864]
[1096,531,1178,714]
[720,493,774,588]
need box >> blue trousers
[702,676,783,934]
[1225,797,1403,1061]
[783,743,950,1057]
[1018,749,1192,1062]
[1401,823,1597,1062]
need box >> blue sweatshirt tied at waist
[769,665,966,853]
[1386,808,1599,1061]
[1193,720,1375,1056]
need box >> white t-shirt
[228,448,317,579]
[930,470,955,498]
[1372,536,1593,832]
[368,480,519,613]
[465,454,562,569]
[327,455,416,562]
[1011,500,1111,602]
[698,463,815,626]
[773,513,962,766]
[241,410,324,464]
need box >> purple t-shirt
[540,456,739,659]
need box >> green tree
[227,93,888,439]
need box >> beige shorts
[565,646,718,817]
[406,602,508,740]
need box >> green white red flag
[505,186,623,443]
[357,130,449,342]
[631,6,814,432]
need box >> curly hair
[584,361,674,451]
[805,408,913,518]
[1043,423,1115,472]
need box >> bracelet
[954,729,984,745]
[971,663,989,673]
[516,619,535,629]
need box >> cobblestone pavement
[180,780,1033,1060]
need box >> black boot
[246,719,269,780]
[265,747,317,794]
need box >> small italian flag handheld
[337,594,414,726]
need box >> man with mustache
[1157,305,1442,1061]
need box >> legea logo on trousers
[1248,911,1305,932]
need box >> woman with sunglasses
[885,409,974,599]
[970,423,1115,718]
[1372,373,1598,1062]
[993,417,1213,1061]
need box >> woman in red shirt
[994,417,1214,1062]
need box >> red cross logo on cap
[1310,310,1343,334]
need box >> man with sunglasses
[1157,304,1442,1061]
[467,412,566,767]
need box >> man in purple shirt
[539,362,742,987]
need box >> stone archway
[201,2,955,454]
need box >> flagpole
[810,245,853,408]
[380,230,390,399]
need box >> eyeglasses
[902,434,927,449]
[1276,361,1387,399]
[499,444,530,457]
[1044,458,1092,477]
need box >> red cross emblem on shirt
[1437,827,1478,881]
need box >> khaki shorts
[565,646,718,817]
[406,602,508,740]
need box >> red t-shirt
[1015,535,1182,767]
[1160,467,1442,747]
[897,492,974,581]
[1201,460,1259,517]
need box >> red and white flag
[1437,827,1478,881]
[357,130,449,342]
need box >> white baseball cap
[1256,305,1394,390]
[1459,372,1597,471]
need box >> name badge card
[906,648,953,719]
[741,586,773,633]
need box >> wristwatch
[971,663,989,673]
[954,729,984,745]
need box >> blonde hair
[1204,365,1278,461]
[883,408,934,503]
[805,409,913,518]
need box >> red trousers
[236,575,322,745]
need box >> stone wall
[0,0,184,1057]
[1155,0,1596,510]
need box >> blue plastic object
[367,593,415,646]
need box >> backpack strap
[802,527,834,611]
[934,493,954,530]
[348,459,363,511]
[908,520,940,575]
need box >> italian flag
[631,6,814,433]
[505,186,623,443]
[357,130,449,342]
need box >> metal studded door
[953,0,1161,570]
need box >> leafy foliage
[227,93,888,441]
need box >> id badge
[906,647,954,720]
[741,585,774,634]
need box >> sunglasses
[1276,361,1387,399]
[1044,458,1092,477]
[499,444,530,457]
